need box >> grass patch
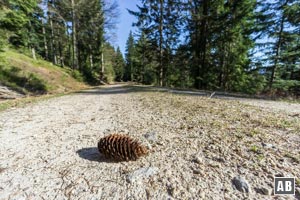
[250,145,260,154]
[0,49,86,95]
[0,65,47,94]
[296,178,300,186]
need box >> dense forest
[0,0,123,84]
[1,0,300,96]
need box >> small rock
[216,157,226,163]
[192,156,203,164]
[200,191,205,198]
[208,160,221,168]
[166,182,175,197]
[193,169,201,174]
[255,187,271,195]
[156,141,164,146]
[275,172,284,177]
[144,132,157,143]
[0,168,6,174]
[126,167,158,183]
[232,176,251,193]
[262,143,275,149]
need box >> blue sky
[115,0,139,55]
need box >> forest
[0,0,300,96]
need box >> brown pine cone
[98,134,149,161]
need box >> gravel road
[0,84,299,200]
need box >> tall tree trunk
[198,0,208,89]
[31,46,36,60]
[269,0,288,89]
[28,20,36,61]
[101,52,104,73]
[71,0,78,70]
[49,18,57,65]
[58,39,64,67]
[100,43,104,80]
[42,22,48,60]
[89,54,94,69]
[159,0,164,86]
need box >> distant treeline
[1,0,299,96]
[123,0,300,96]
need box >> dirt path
[0,84,299,199]
[0,85,120,199]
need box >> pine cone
[97,134,149,161]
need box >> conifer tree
[113,47,125,81]
[124,31,136,81]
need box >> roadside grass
[134,91,300,163]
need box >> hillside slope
[0,49,86,97]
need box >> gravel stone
[255,187,271,195]
[143,131,157,143]
[192,156,203,164]
[262,142,275,149]
[232,176,251,193]
[126,167,159,183]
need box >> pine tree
[124,31,136,81]
[113,47,125,81]
[253,0,300,95]
[135,32,154,83]
[187,0,257,91]
[129,0,182,86]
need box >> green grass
[0,65,48,94]
[0,48,86,95]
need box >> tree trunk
[31,46,36,60]
[198,0,208,89]
[71,0,78,70]
[58,39,64,67]
[269,0,288,89]
[42,23,48,60]
[90,54,94,69]
[159,0,164,86]
[49,18,57,65]
[100,43,104,80]
[101,52,104,73]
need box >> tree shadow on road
[76,147,118,163]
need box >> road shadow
[75,84,274,101]
[75,84,209,97]
[75,85,154,95]
[76,147,118,163]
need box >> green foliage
[124,31,136,81]
[113,47,125,81]
[103,64,115,83]
[250,145,260,154]
[70,70,84,82]
[0,0,38,46]
[129,0,182,86]
[102,43,116,83]
[255,0,300,90]
[272,79,300,97]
